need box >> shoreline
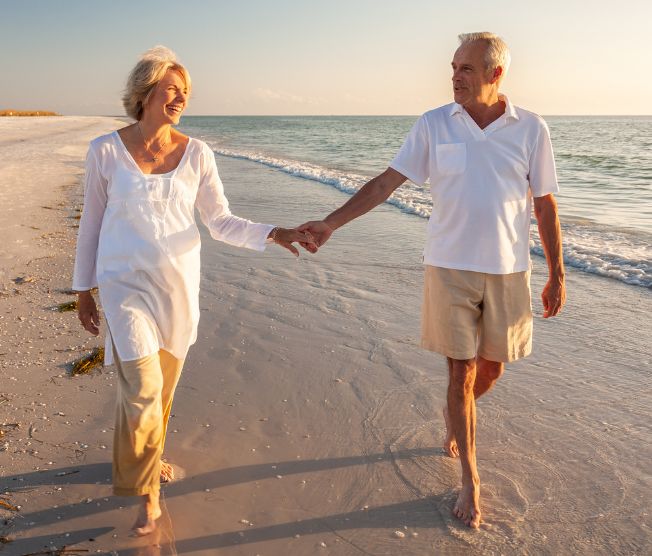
[0,116,650,555]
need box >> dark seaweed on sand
[71,347,104,376]
[56,300,78,312]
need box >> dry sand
[0,116,650,555]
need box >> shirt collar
[450,93,519,121]
[500,94,519,121]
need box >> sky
[2,0,651,116]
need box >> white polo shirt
[390,95,559,274]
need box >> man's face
[451,41,496,107]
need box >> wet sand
[0,116,650,555]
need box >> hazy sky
[3,0,650,115]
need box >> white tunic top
[72,132,274,365]
[390,95,559,274]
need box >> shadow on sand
[2,446,454,554]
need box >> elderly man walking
[299,32,566,528]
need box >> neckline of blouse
[113,131,192,178]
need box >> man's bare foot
[452,480,481,528]
[160,460,174,483]
[130,492,162,537]
[442,406,459,458]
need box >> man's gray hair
[458,32,511,77]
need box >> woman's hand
[269,227,318,257]
[77,291,100,336]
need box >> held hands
[77,291,100,335]
[541,276,566,318]
[269,227,319,257]
[296,220,334,249]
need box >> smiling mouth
[166,105,183,115]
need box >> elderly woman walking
[72,46,314,536]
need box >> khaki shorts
[421,265,532,363]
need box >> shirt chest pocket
[435,143,467,176]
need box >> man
[299,32,566,529]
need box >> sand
[0,116,650,555]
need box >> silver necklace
[137,123,168,162]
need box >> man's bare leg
[131,490,162,537]
[443,356,503,458]
[448,357,481,528]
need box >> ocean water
[179,115,652,289]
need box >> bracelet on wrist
[268,227,280,242]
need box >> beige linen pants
[112,349,184,496]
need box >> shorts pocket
[435,143,467,176]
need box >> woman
[72,46,314,536]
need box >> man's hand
[77,291,100,336]
[269,228,318,257]
[296,221,334,248]
[541,276,566,318]
[534,194,566,319]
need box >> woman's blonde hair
[122,46,191,121]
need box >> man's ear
[491,66,503,84]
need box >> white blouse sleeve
[72,144,108,291]
[195,143,275,251]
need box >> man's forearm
[324,168,405,230]
[535,195,565,280]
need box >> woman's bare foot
[160,460,174,483]
[442,406,459,458]
[130,491,162,537]
[452,480,481,528]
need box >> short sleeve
[528,118,559,197]
[72,144,108,290]
[389,115,430,185]
[195,143,274,251]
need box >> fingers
[77,294,100,336]
[296,221,333,247]
[541,291,550,315]
[79,313,100,336]
[542,291,564,318]
[544,300,563,318]
[280,242,299,257]
[272,228,320,257]
[299,241,318,254]
[91,307,101,327]
[290,230,316,246]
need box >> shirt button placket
[162,178,171,254]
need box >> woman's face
[144,69,189,125]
